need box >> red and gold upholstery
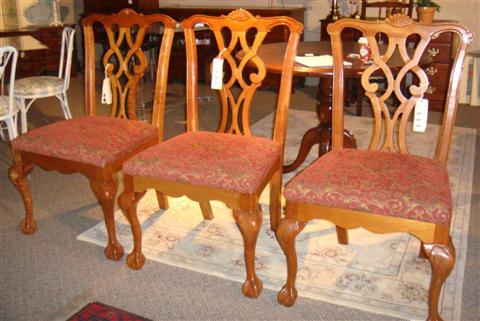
[12,116,157,167]
[284,149,452,225]
[124,131,281,193]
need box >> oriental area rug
[78,110,476,320]
[67,301,152,321]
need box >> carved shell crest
[385,14,413,27]
[227,8,254,21]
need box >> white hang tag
[101,65,112,105]
[413,98,428,132]
[211,57,224,90]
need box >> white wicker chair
[14,27,75,133]
[0,46,19,141]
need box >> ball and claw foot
[19,219,37,235]
[104,242,124,261]
[242,276,263,298]
[126,252,146,270]
[277,285,298,307]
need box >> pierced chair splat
[14,27,75,133]
[276,14,473,321]
[9,9,176,261]
[0,46,20,141]
[355,0,415,116]
[118,9,303,298]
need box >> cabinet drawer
[422,63,449,102]
[425,43,451,63]
[430,31,452,44]
[424,63,450,80]
[428,100,445,112]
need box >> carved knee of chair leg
[422,240,455,321]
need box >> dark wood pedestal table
[256,41,363,173]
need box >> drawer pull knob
[428,48,440,57]
[426,66,438,76]
[426,85,437,95]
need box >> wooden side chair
[9,9,176,261]
[119,9,302,298]
[14,27,75,133]
[276,14,473,321]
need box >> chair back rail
[328,14,474,162]
[82,8,176,138]
[0,46,18,116]
[182,9,303,145]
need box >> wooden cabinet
[82,2,305,85]
[421,32,454,112]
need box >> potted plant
[416,0,441,24]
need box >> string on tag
[101,63,113,104]
[217,48,227,59]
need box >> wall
[154,0,479,50]
[68,0,479,80]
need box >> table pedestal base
[283,76,357,173]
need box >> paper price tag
[413,98,428,132]
[211,57,224,90]
[101,66,113,104]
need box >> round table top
[255,41,362,77]
[253,41,421,78]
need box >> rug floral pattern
[78,110,476,320]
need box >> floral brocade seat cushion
[123,131,282,194]
[11,116,157,167]
[284,149,452,225]
[14,76,64,97]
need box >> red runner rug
[67,301,152,321]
